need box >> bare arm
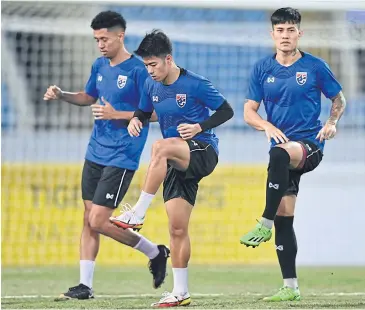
[60,91,97,106]
[327,91,347,125]
[92,97,159,122]
[112,110,158,121]
[316,91,347,142]
[44,85,96,106]
[244,99,271,131]
[108,110,135,120]
[244,99,289,143]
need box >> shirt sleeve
[317,61,343,98]
[247,63,263,103]
[138,81,154,113]
[84,62,99,99]
[196,79,226,110]
[135,67,150,96]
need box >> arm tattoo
[328,91,346,125]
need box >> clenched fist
[43,85,63,101]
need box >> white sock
[134,235,159,259]
[132,191,155,218]
[80,260,95,289]
[284,278,298,289]
[261,217,274,229]
[172,268,189,295]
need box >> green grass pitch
[2,265,365,309]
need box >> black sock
[274,216,297,279]
[262,148,290,220]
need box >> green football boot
[240,222,272,248]
[263,286,301,302]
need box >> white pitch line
[2,292,365,299]
[1,293,224,299]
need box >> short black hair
[91,11,126,31]
[271,7,301,27]
[134,30,172,58]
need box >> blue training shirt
[139,68,226,155]
[84,56,150,170]
[247,51,342,152]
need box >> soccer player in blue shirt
[239,8,347,301]
[110,30,234,307]
[43,12,169,301]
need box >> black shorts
[163,139,218,206]
[81,159,135,208]
[284,140,323,196]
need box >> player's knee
[88,211,103,232]
[169,225,188,239]
[269,147,290,168]
[276,196,296,216]
[276,202,295,216]
[151,139,167,159]
[276,208,294,217]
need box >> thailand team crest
[176,94,187,108]
[117,75,127,89]
[296,72,307,85]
